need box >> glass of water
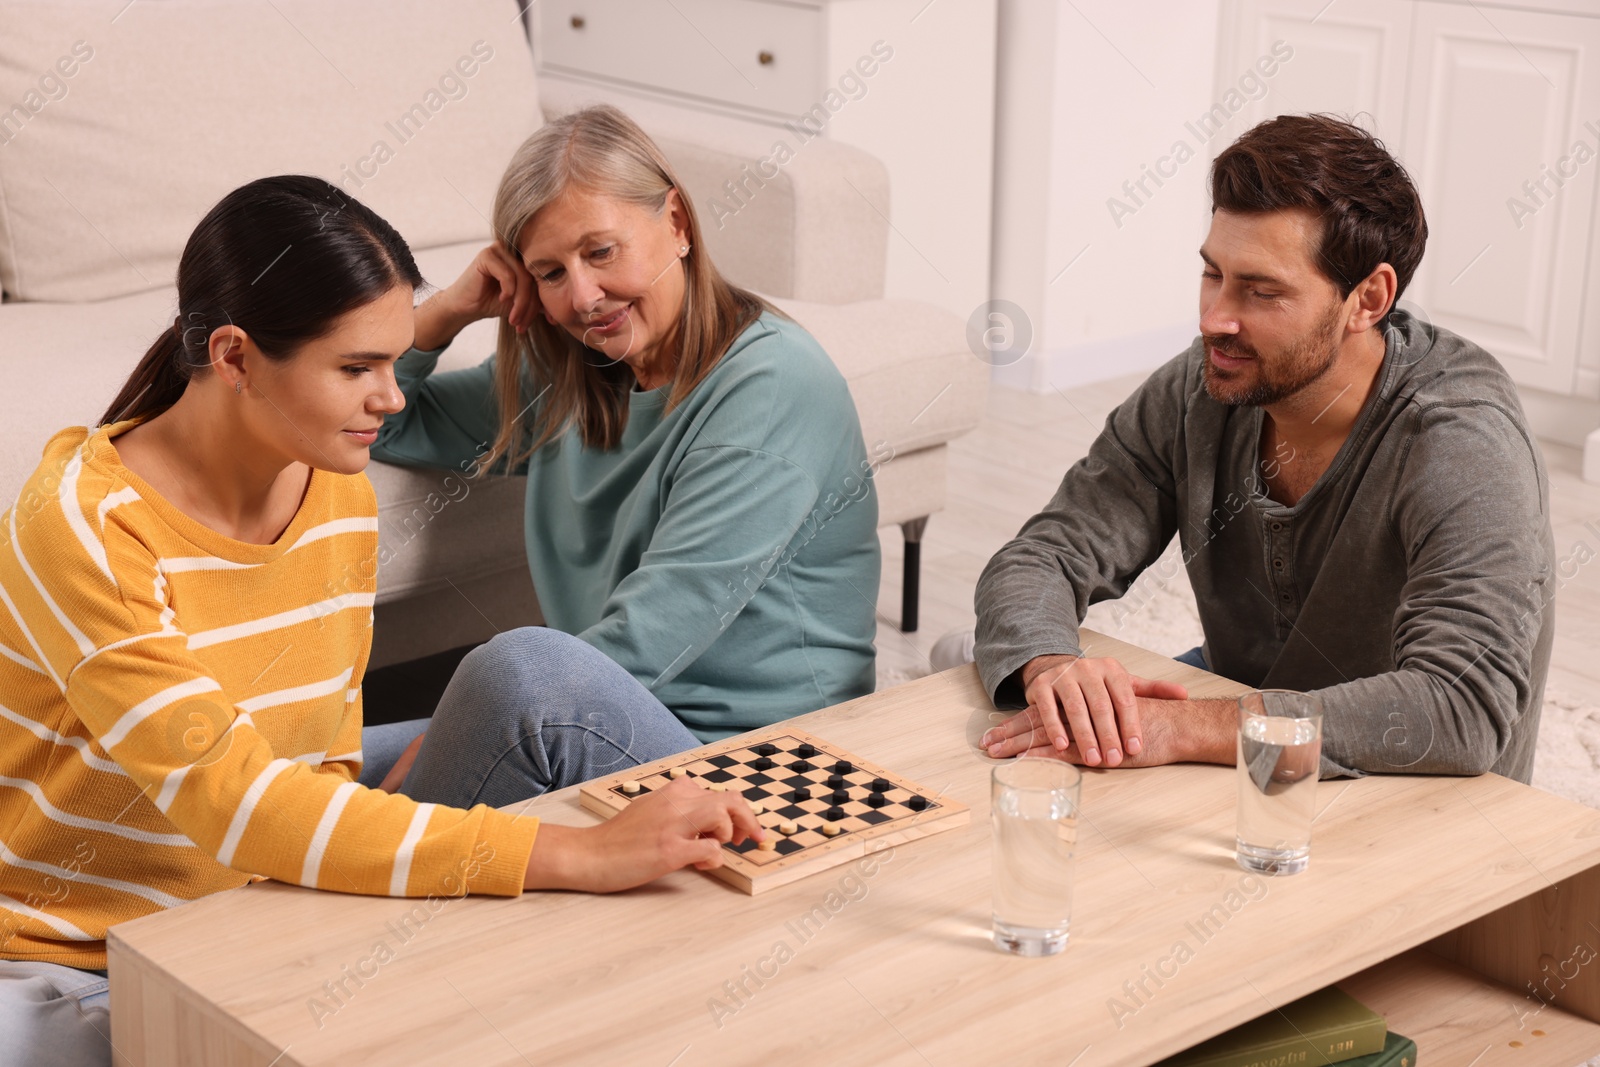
[1235,689,1322,876]
[991,758,1080,956]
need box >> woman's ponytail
[99,323,194,426]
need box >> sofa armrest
[771,297,986,458]
[537,103,888,304]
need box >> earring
[234,381,243,395]
[680,245,689,256]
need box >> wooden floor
[874,374,1600,712]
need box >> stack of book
[1156,986,1416,1067]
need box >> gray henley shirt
[973,310,1555,781]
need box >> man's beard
[1202,301,1344,407]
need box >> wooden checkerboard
[578,728,969,893]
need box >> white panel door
[1402,4,1600,395]
[1218,0,1413,145]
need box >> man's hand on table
[980,654,1235,768]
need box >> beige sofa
[0,0,985,670]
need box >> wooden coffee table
[107,630,1600,1065]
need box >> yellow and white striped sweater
[0,420,540,969]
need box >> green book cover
[1340,1031,1417,1067]
[1155,986,1388,1067]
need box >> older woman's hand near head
[414,243,539,351]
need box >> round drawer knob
[570,15,586,29]
[758,50,774,65]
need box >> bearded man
[971,114,1554,780]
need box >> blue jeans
[1174,645,1209,671]
[0,959,110,1066]
[360,626,702,808]
[0,628,698,1064]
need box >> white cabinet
[538,0,826,120]
[1403,3,1600,396]
[1217,0,1412,140]
[1216,0,1600,407]
[532,0,998,324]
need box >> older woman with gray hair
[368,105,881,805]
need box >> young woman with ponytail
[0,175,761,1065]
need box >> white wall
[994,0,1261,392]
[828,0,999,325]
[987,0,1058,380]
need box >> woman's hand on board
[521,775,765,893]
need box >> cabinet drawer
[539,0,823,118]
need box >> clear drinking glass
[1235,689,1323,876]
[991,758,1081,956]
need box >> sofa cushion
[0,0,539,303]
[0,286,172,505]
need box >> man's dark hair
[1210,114,1427,309]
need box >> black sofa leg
[900,516,928,633]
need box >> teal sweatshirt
[372,310,882,740]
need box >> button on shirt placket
[1267,516,1295,635]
